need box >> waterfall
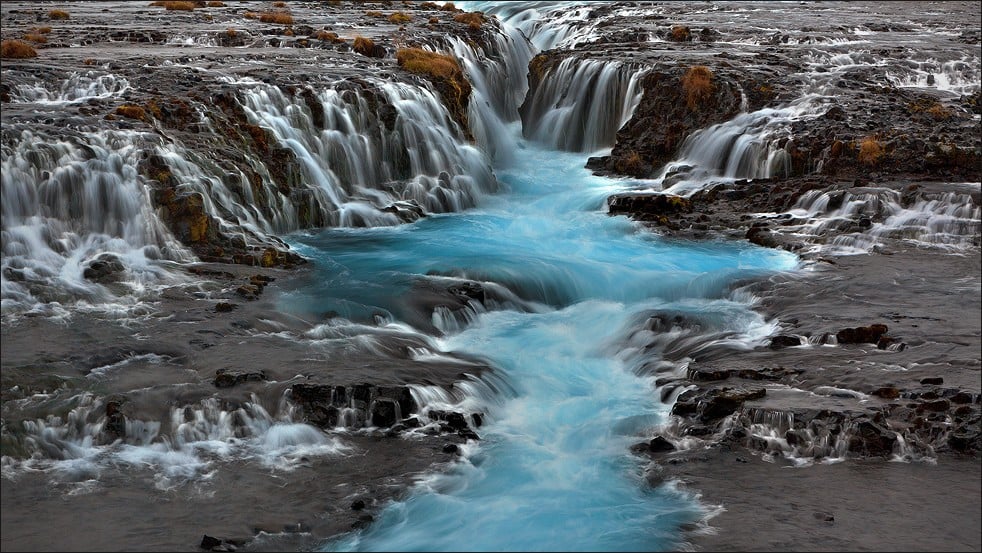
[237,79,497,226]
[1,128,191,315]
[658,99,829,196]
[785,186,981,253]
[521,57,646,152]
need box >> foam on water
[284,135,795,551]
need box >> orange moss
[857,136,884,165]
[670,25,691,42]
[428,16,439,24]
[207,0,225,6]
[259,11,294,24]
[83,58,97,65]
[926,103,952,120]
[440,2,461,12]
[23,33,48,44]
[1,40,38,58]
[616,151,645,175]
[315,30,344,42]
[244,124,270,153]
[272,1,287,7]
[681,65,714,111]
[32,26,53,34]
[453,12,484,30]
[226,27,237,37]
[151,1,196,10]
[48,9,70,20]
[395,48,471,127]
[243,11,258,19]
[115,104,147,121]
[419,1,439,8]
[366,10,383,17]
[388,12,412,24]
[353,35,382,57]
[397,48,461,80]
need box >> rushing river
[280,130,797,551]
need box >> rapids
[289,131,795,552]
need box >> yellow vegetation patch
[207,1,225,6]
[397,48,462,81]
[353,35,381,57]
[453,12,484,30]
[48,9,70,20]
[259,11,294,24]
[857,136,884,165]
[32,26,53,34]
[23,33,48,44]
[388,12,412,24]
[670,25,691,41]
[366,10,383,17]
[115,105,147,121]
[316,30,345,43]
[1,39,38,58]
[681,65,714,111]
[150,1,196,10]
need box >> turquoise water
[285,136,797,551]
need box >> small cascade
[659,100,828,196]
[459,1,609,51]
[444,24,535,165]
[154,140,303,236]
[2,391,348,485]
[884,56,981,95]
[237,80,497,226]
[520,58,646,152]
[6,71,131,104]
[1,128,191,315]
[784,187,981,252]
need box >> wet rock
[769,335,802,349]
[847,419,897,457]
[447,281,486,305]
[607,193,693,226]
[687,367,731,381]
[350,499,365,511]
[835,324,889,344]
[920,377,944,385]
[370,398,400,428]
[213,368,267,388]
[872,387,901,400]
[442,443,459,454]
[102,396,127,441]
[648,435,676,452]
[83,253,125,283]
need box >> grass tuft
[1,40,38,58]
[857,136,884,165]
[680,65,714,110]
[453,12,484,30]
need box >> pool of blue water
[283,139,797,552]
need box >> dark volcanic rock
[836,324,889,344]
[213,368,267,388]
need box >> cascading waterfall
[780,187,982,253]
[237,80,497,226]
[5,71,131,104]
[1,389,349,487]
[520,57,647,153]
[658,99,829,196]
[293,135,797,550]
[1,128,191,315]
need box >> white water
[285,135,796,551]
[1,128,191,316]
